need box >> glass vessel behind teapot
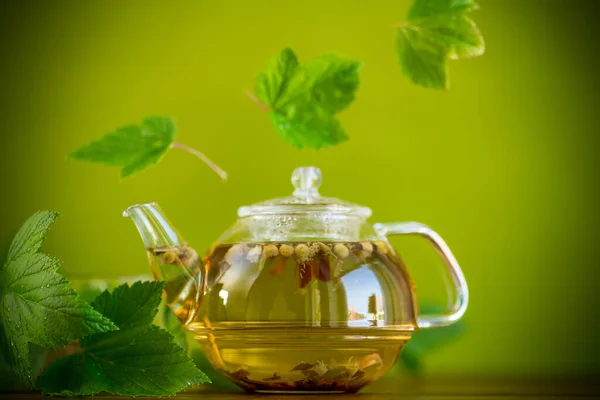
[125,167,468,394]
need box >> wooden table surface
[2,377,598,399]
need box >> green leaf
[396,29,447,90]
[417,15,484,61]
[397,0,484,89]
[4,211,58,268]
[162,303,188,350]
[69,116,175,178]
[36,353,106,396]
[408,304,466,353]
[253,48,359,149]
[91,281,165,329]
[0,343,46,390]
[36,281,210,396]
[408,0,478,19]
[408,320,465,353]
[255,47,299,108]
[396,304,466,375]
[398,346,423,374]
[271,106,348,149]
[283,54,361,114]
[0,212,117,384]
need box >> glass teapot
[124,166,468,394]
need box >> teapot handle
[373,222,469,329]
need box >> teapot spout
[123,202,204,326]
[123,202,185,249]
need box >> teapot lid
[237,166,372,218]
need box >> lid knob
[292,166,322,197]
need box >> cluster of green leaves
[36,281,208,396]
[249,0,485,148]
[0,212,209,396]
[396,0,485,90]
[0,212,117,383]
[70,116,227,180]
[67,1,485,178]
[252,48,361,149]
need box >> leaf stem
[244,90,270,111]
[171,142,228,181]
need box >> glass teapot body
[125,167,467,393]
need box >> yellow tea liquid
[149,241,416,393]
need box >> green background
[1,0,598,380]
